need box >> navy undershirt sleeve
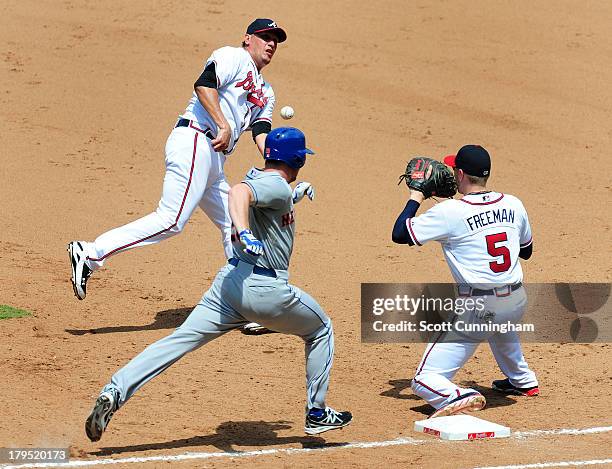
[251,121,272,141]
[392,199,421,245]
[194,62,218,89]
[519,243,533,260]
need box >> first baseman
[85,127,352,441]
[68,19,286,300]
[392,145,539,418]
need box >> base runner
[85,127,352,441]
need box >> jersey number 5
[486,232,511,273]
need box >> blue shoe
[305,407,352,435]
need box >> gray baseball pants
[105,260,334,410]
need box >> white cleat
[240,322,277,335]
[429,391,486,419]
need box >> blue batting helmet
[264,127,314,169]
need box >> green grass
[0,304,31,319]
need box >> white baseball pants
[83,126,233,269]
[411,287,539,409]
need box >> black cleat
[85,389,118,442]
[492,378,539,397]
[305,407,353,435]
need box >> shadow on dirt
[381,378,518,416]
[90,420,347,456]
[65,307,193,335]
[458,380,519,410]
[380,379,420,400]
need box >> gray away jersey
[232,167,295,270]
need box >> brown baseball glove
[398,157,457,199]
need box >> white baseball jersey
[181,46,275,155]
[407,192,532,287]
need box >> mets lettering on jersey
[407,192,532,286]
[281,210,295,227]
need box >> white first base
[414,415,511,440]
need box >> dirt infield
[1,1,611,467]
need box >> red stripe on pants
[88,132,200,261]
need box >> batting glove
[239,229,264,256]
[292,182,315,204]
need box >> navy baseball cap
[444,145,491,177]
[246,19,287,43]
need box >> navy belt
[175,118,215,140]
[459,283,522,297]
[228,258,277,278]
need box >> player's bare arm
[409,190,425,203]
[254,132,267,156]
[229,182,263,256]
[228,183,255,232]
[194,86,231,152]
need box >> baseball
[280,106,294,120]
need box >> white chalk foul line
[0,438,426,469]
[514,426,612,438]
[472,459,612,469]
[1,425,611,469]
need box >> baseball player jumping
[84,127,352,442]
[392,145,539,418]
[68,19,286,300]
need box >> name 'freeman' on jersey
[465,208,515,231]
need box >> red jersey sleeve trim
[407,218,422,246]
